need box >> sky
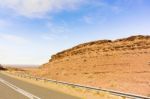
[0,0,150,65]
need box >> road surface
[0,72,80,99]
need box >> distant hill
[3,64,40,68]
[0,64,7,70]
[34,35,150,96]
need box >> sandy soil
[15,35,150,96]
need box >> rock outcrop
[49,35,150,62]
[39,35,150,96]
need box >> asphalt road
[0,72,80,99]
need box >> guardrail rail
[9,72,150,99]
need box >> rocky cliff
[49,35,150,62]
[39,35,150,96]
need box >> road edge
[0,71,82,99]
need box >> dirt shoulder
[1,71,125,99]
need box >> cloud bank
[0,0,85,18]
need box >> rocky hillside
[49,35,150,62]
[37,35,150,96]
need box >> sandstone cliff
[49,35,150,62]
[38,35,150,96]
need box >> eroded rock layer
[39,35,150,96]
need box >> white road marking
[0,78,41,99]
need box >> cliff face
[40,35,150,96]
[49,35,150,62]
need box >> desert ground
[12,35,150,96]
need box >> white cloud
[0,0,86,18]
[0,34,28,44]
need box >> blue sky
[0,0,150,65]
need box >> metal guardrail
[11,72,150,99]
